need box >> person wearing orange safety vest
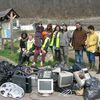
[50,25,61,62]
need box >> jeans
[87,51,95,64]
[75,50,83,64]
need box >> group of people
[72,22,100,73]
[18,22,100,73]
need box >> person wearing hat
[41,30,50,66]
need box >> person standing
[41,32,50,66]
[72,22,87,64]
[32,25,43,67]
[85,25,98,70]
[50,25,61,62]
[60,24,70,65]
[97,33,100,73]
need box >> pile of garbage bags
[84,77,100,100]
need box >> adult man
[72,22,87,64]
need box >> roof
[0,8,19,21]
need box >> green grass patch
[0,49,19,63]
[0,40,75,66]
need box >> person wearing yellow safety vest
[19,33,35,65]
[41,31,50,66]
[97,33,100,73]
[50,25,61,62]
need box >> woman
[18,32,28,65]
[60,24,70,65]
[85,25,98,70]
[50,25,61,62]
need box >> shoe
[40,61,43,67]
[96,71,100,74]
[31,62,36,68]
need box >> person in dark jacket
[18,33,35,65]
[32,26,43,67]
[72,22,87,64]
[18,32,28,65]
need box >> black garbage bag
[15,65,35,75]
[0,61,16,85]
[0,61,16,75]
[84,77,100,100]
[72,63,86,72]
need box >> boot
[97,63,100,74]
[91,63,95,71]
[89,63,92,70]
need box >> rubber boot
[91,63,95,71]
[89,63,92,70]
[97,63,100,74]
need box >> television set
[58,71,73,88]
[73,68,91,87]
[38,69,52,79]
[38,79,53,96]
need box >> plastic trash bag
[84,77,100,100]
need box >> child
[19,33,35,65]
[41,31,50,66]
[18,32,28,65]
[32,25,43,67]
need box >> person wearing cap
[72,22,87,64]
[85,25,98,70]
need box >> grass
[0,40,19,63]
[0,48,19,63]
[0,40,75,67]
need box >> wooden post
[9,11,16,51]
